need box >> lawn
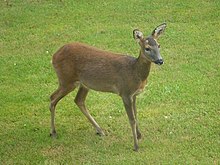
[0,0,219,164]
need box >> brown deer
[49,23,167,151]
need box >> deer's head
[133,23,167,65]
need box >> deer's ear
[152,23,167,39]
[133,29,144,42]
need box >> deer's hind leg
[49,84,76,137]
[74,85,105,136]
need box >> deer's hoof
[96,129,105,136]
[50,131,57,138]
[133,144,139,152]
[133,146,139,152]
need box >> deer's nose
[155,59,164,65]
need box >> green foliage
[0,0,219,164]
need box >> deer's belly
[80,80,120,94]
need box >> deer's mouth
[154,59,164,65]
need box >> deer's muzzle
[154,59,164,65]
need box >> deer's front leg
[122,95,139,151]
[133,95,142,140]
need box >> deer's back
[53,42,134,63]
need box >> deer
[49,23,167,151]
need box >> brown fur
[49,23,166,151]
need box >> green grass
[0,0,220,164]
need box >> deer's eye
[158,45,161,48]
[145,48,150,51]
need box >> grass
[0,0,220,164]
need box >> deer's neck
[135,51,151,81]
